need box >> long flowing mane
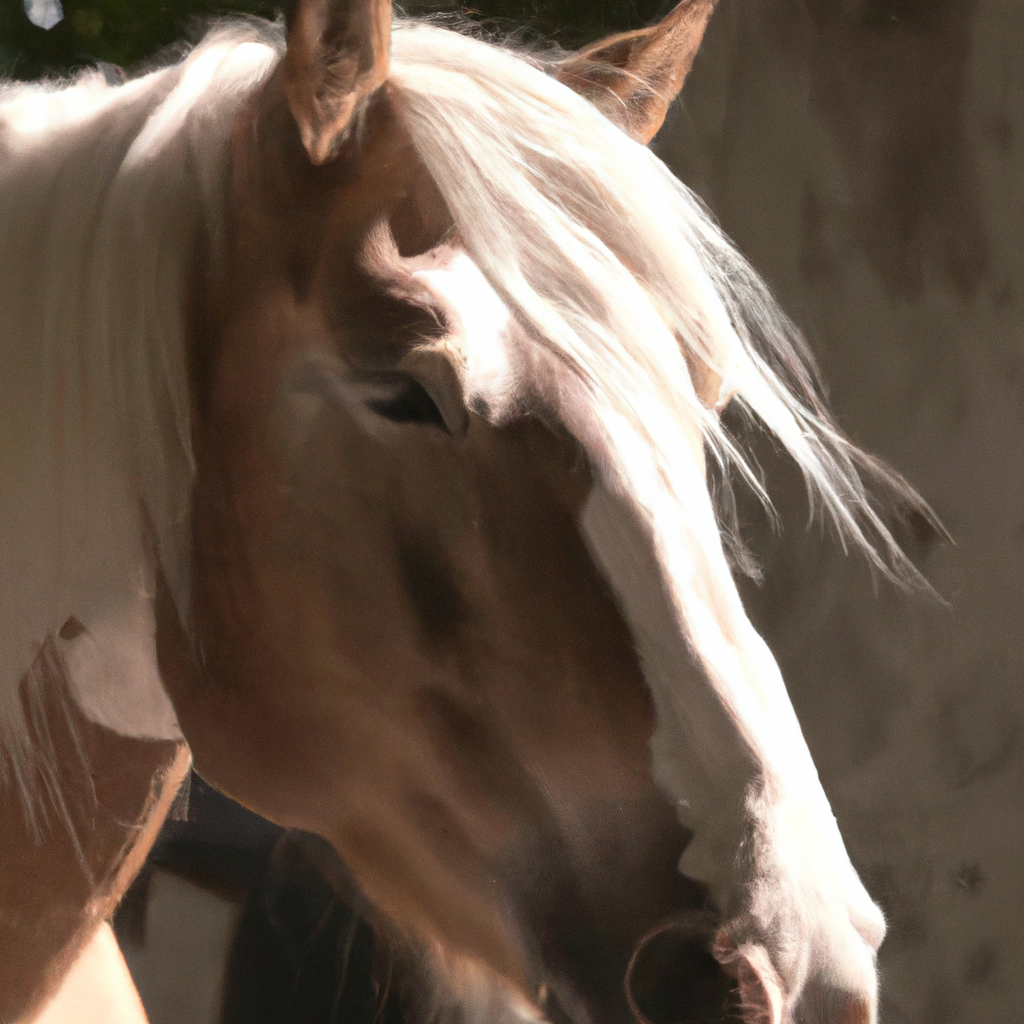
[0,17,929,830]
[0,26,280,820]
[387,21,932,576]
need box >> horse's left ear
[555,0,717,144]
[284,0,392,165]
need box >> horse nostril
[625,916,737,1024]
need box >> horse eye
[367,377,449,432]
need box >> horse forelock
[385,22,932,589]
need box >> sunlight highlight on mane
[387,21,936,587]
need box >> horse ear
[284,0,392,165]
[555,0,717,144]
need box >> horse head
[152,3,911,1021]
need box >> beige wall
[659,2,1023,1021]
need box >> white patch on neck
[0,231,185,743]
[59,602,184,743]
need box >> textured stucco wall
[658,2,1023,1021]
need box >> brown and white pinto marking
[0,1,932,1021]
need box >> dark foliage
[1,0,670,80]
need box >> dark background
[5,2,1021,1023]
[660,3,1023,1022]
[0,0,667,78]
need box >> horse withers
[0,1,933,1021]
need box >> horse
[0,1,938,1021]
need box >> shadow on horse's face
[164,66,719,1024]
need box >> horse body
[0,3,924,1022]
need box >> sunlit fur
[1,22,916,1006]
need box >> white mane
[0,27,280,822]
[387,21,929,578]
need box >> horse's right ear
[555,0,717,144]
[284,0,392,165]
